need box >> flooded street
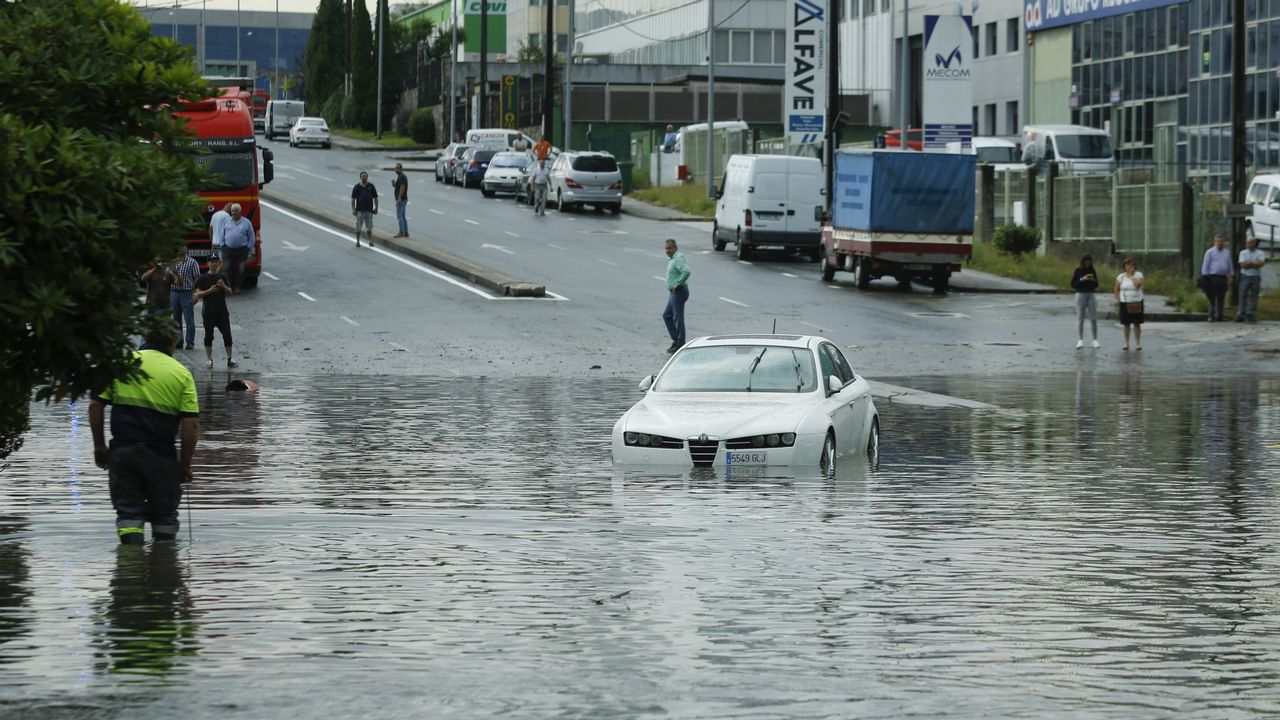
[3,373,1280,718]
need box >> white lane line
[504,231,520,237]
[625,248,667,260]
[738,260,753,265]
[800,321,822,330]
[291,166,336,183]
[274,173,297,180]
[263,201,498,300]
[481,243,515,254]
[388,341,409,352]
[465,219,480,225]
[429,209,444,216]
[652,275,666,282]
[598,258,619,267]
[548,243,566,250]
[826,285,842,289]
[298,292,317,302]
[780,272,799,278]
[262,271,279,280]
[341,315,360,326]
[719,296,750,308]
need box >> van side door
[785,161,821,238]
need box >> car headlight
[726,433,797,449]
[624,432,682,449]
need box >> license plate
[726,451,768,465]
[188,249,212,258]
[903,263,933,271]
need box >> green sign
[463,0,507,55]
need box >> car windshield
[298,118,325,127]
[194,152,255,191]
[490,155,526,168]
[975,146,1019,163]
[1055,134,1112,159]
[452,145,471,157]
[572,155,618,172]
[474,150,498,162]
[655,346,817,393]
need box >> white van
[713,154,824,261]
[1021,124,1116,175]
[265,100,305,141]
[946,137,1025,172]
[1244,174,1280,250]
[466,128,521,149]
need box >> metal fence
[681,126,750,186]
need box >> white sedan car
[289,116,331,148]
[611,335,879,470]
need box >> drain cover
[910,311,969,318]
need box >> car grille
[688,439,720,467]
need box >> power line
[578,0,752,45]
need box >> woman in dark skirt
[1113,257,1145,351]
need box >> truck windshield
[1055,135,1112,159]
[195,152,256,191]
[975,146,1019,164]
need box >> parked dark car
[454,147,499,188]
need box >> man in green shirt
[90,326,200,544]
[663,238,691,353]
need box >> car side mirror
[639,375,655,392]
[259,147,274,187]
[827,375,844,395]
[1269,202,1280,211]
[814,206,829,222]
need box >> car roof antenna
[772,318,777,333]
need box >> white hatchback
[481,151,532,197]
[611,334,879,470]
[289,116,331,149]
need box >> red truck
[173,82,274,286]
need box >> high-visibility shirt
[97,349,199,457]
[534,140,551,160]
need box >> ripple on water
[1,373,1279,718]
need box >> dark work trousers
[107,443,183,543]
[203,310,232,348]
[1203,275,1229,320]
[224,245,250,290]
[664,285,690,347]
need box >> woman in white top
[1113,256,1145,351]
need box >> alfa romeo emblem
[699,433,708,442]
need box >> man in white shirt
[1236,235,1267,323]
[530,159,551,216]
[208,203,231,255]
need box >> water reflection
[0,373,1278,717]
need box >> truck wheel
[713,223,726,251]
[820,254,836,282]
[242,270,260,289]
[855,257,872,290]
[932,269,951,295]
[736,231,751,260]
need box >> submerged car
[611,334,879,470]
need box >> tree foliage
[304,0,347,107]
[0,0,211,459]
[373,0,402,132]
[351,0,376,130]
[992,223,1042,257]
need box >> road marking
[548,243,566,250]
[598,258,619,266]
[263,201,500,300]
[800,321,823,330]
[626,248,667,260]
[290,166,336,183]
[780,272,799,278]
[262,271,279,280]
[281,240,309,251]
[388,341,409,352]
[504,231,520,237]
[827,285,842,289]
[341,315,360,326]
[298,292,317,302]
[738,260,753,265]
[653,275,666,282]
[481,243,515,254]
[465,219,480,225]
[429,209,444,215]
[719,296,750,308]
[274,172,296,180]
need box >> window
[986,22,997,56]
[754,30,773,63]
[1007,18,1019,53]
[714,30,729,63]
[850,0,859,16]
[818,345,838,384]
[984,103,996,134]
[973,106,979,131]
[974,30,980,59]
[882,0,890,12]
[864,0,874,16]
[1006,101,1019,135]
[774,31,784,63]
[732,31,751,63]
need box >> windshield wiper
[745,347,768,392]
[793,355,804,392]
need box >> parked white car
[289,117,331,148]
[550,151,623,213]
[611,334,879,470]
[1245,174,1280,250]
[481,151,533,197]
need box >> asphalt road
[218,137,1280,380]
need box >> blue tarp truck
[820,150,976,293]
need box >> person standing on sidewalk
[219,203,255,290]
[392,163,409,238]
[89,324,199,544]
[1070,254,1100,349]
[1201,233,1235,322]
[663,239,691,353]
[193,254,238,368]
[1236,235,1266,323]
[530,159,551,216]
[140,258,173,316]
[1114,257,1145,351]
[351,171,378,248]
[169,248,200,350]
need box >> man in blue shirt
[1200,233,1234,322]
[219,203,256,291]
[663,238,691,353]
[351,171,379,248]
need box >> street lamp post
[451,0,458,139]
[236,0,241,76]
[377,0,385,138]
[275,0,280,99]
[899,0,909,146]
[564,0,574,150]
[706,0,715,200]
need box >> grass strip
[629,184,716,219]
[331,128,427,150]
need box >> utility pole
[274,0,279,99]
[826,0,840,203]
[377,0,385,138]
[899,0,910,146]
[480,0,489,126]
[451,0,458,138]
[172,0,177,43]
[236,0,241,76]
[706,0,715,200]
[345,0,352,95]
[543,0,554,144]
[1230,0,1246,281]
[564,0,574,149]
[200,0,206,74]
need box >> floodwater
[2,373,1280,718]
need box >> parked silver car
[435,143,471,184]
[550,151,623,214]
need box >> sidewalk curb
[261,189,546,298]
[948,286,1065,295]
[620,196,709,223]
